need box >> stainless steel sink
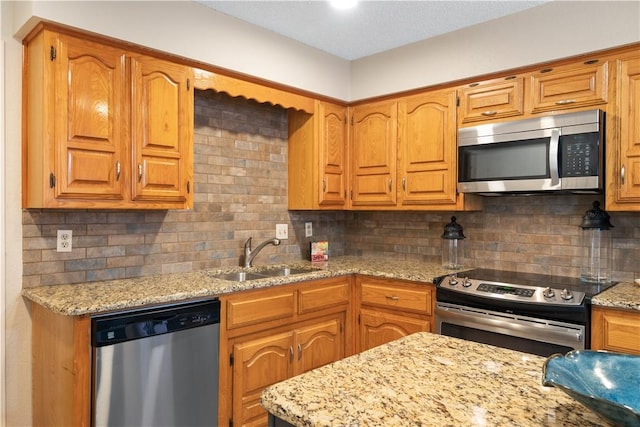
[210,267,316,282]
[257,267,316,277]
[211,271,267,282]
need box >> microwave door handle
[549,129,560,187]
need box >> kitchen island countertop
[21,257,456,315]
[261,333,610,427]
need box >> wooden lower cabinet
[359,309,430,351]
[591,306,640,354]
[31,303,91,427]
[356,276,434,353]
[230,315,345,426]
[219,276,353,427]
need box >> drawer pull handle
[138,163,143,181]
[402,177,406,191]
[555,99,576,105]
[386,295,400,301]
[481,110,497,116]
[289,346,294,362]
[298,344,302,360]
[621,165,626,185]
[115,161,121,180]
[388,178,392,192]
[323,178,327,192]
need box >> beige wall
[10,1,640,101]
[350,1,640,99]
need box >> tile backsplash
[22,92,640,287]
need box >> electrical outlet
[57,230,73,252]
[305,222,313,237]
[275,224,288,240]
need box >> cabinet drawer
[360,283,432,314]
[226,290,295,329]
[528,61,608,113]
[593,307,640,354]
[298,281,349,314]
[459,77,524,124]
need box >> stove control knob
[543,287,555,298]
[448,274,458,286]
[462,277,472,288]
[560,288,574,301]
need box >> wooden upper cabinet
[397,89,458,207]
[350,100,398,207]
[23,27,193,209]
[53,34,126,202]
[606,52,640,210]
[24,30,127,207]
[288,101,347,210]
[130,55,193,205]
[458,76,524,124]
[317,102,348,207]
[528,59,608,114]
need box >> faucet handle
[244,237,252,250]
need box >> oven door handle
[435,305,584,347]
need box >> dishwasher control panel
[92,299,220,346]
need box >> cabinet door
[397,89,458,207]
[528,59,608,114]
[53,34,126,200]
[607,54,640,210]
[295,316,345,375]
[317,102,348,207]
[359,308,430,352]
[458,76,524,124]
[130,55,193,205]
[350,100,397,207]
[232,332,294,427]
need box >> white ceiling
[196,0,549,60]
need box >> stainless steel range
[434,269,615,357]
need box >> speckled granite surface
[21,257,458,316]
[261,333,611,427]
[591,282,640,311]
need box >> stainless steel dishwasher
[91,299,220,427]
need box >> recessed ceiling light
[330,0,358,10]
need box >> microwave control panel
[562,133,600,177]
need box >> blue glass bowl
[542,350,640,427]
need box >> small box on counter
[310,240,329,262]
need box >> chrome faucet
[243,237,281,267]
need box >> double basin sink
[211,267,317,282]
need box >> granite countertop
[591,281,640,311]
[261,333,610,427]
[21,257,458,316]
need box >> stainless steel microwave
[457,109,604,194]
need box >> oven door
[435,302,585,357]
